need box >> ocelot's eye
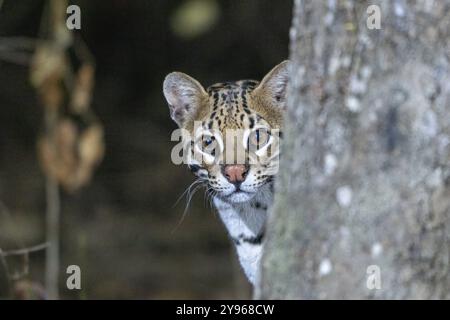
[248,128,270,150]
[203,136,213,148]
[200,135,216,156]
[194,130,223,165]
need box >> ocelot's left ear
[163,72,208,128]
[253,60,291,110]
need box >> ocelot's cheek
[204,165,224,184]
[249,172,263,185]
[188,164,208,178]
[257,151,276,165]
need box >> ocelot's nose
[222,165,249,184]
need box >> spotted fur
[163,61,290,285]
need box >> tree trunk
[257,0,450,299]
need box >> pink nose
[223,165,248,183]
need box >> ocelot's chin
[224,191,256,203]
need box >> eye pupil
[201,136,216,157]
[204,136,214,146]
[248,128,270,150]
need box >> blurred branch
[0,242,49,281]
[0,243,48,299]
[0,201,30,282]
[31,0,71,300]
[44,176,59,299]
[31,0,103,299]
[0,201,49,298]
[0,247,12,296]
[0,37,39,66]
[43,0,69,301]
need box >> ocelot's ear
[163,72,208,127]
[253,60,291,110]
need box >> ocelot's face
[185,103,282,203]
[164,61,290,204]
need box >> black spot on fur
[231,237,240,245]
[235,232,264,245]
[249,117,255,129]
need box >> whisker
[211,191,217,209]
[205,188,212,209]
[171,182,205,234]
[172,179,203,208]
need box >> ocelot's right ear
[163,72,208,128]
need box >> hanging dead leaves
[31,38,104,193]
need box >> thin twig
[1,243,49,257]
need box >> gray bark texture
[257,0,450,299]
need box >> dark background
[0,0,291,299]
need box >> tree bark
[257,0,450,299]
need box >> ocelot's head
[163,61,290,204]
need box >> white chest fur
[213,184,272,285]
